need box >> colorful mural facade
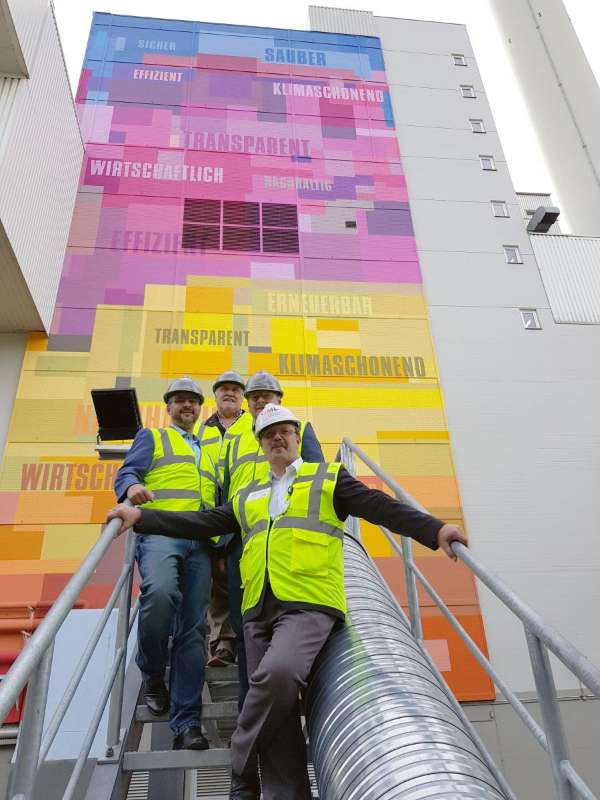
[0,14,493,699]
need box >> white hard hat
[254,403,300,441]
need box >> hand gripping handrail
[339,437,600,800]
[0,510,138,800]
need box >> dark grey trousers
[230,588,336,800]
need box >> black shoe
[208,647,236,667]
[229,770,261,800]
[142,676,169,716]
[173,726,210,751]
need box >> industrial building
[0,2,599,798]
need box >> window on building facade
[453,53,468,66]
[460,84,476,98]
[181,199,299,253]
[491,201,509,217]
[520,309,542,330]
[469,118,486,133]
[480,155,496,171]
[503,245,522,264]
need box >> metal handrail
[341,436,600,800]
[0,512,138,800]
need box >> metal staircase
[0,439,599,799]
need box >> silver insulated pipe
[305,535,508,800]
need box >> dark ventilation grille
[222,226,261,251]
[223,201,259,226]
[183,198,220,224]
[262,203,298,228]
[263,228,299,253]
[182,224,220,250]
[262,203,299,254]
[181,199,299,254]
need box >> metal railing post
[525,628,575,800]
[399,533,422,641]
[7,641,54,800]
[339,441,361,542]
[105,529,136,757]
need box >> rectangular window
[491,201,509,218]
[520,309,542,330]
[181,199,299,254]
[453,54,468,66]
[470,118,486,133]
[460,84,476,98]
[503,245,522,264]
[480,155,496,171]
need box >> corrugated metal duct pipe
[305,535,507,800]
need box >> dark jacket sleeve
[135,503,240,542]
[333,467,444,550]
[301,422,324,463]
[114,428,154,502]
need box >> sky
[53,0,600,197]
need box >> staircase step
[206,664,239,682]
[123,747,232,772]
[136,700,238,723]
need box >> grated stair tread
[135,699,238,723]
[123,747,232,772]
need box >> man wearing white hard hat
[218,371,323,703]
[108,403,467,800]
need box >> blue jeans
[135,533,212,735]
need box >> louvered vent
[182,224,220,250]
[262,203,299,253]
[222,226,261,251]
[181,199,299,254]
[262,203,298,228]
[183,198,220,224]
[263,228,299,253]
[223,201,259,226]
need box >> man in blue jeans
[114,377,212,750]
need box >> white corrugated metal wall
[0,1,83,332]
[309,6,376,36]
[5,0,48,71]
[531,233,600,323]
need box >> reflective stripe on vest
[197,414,253,514]
[233,461,346,616]
[143,428,202,513]
[224,420,307,500]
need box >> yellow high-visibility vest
[232,462,345,617]
[222,421,307,500]
[142,428,203,512]
[196,412,253,506]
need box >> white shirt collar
[269,456,303,482]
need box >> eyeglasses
[261,426,298,441]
